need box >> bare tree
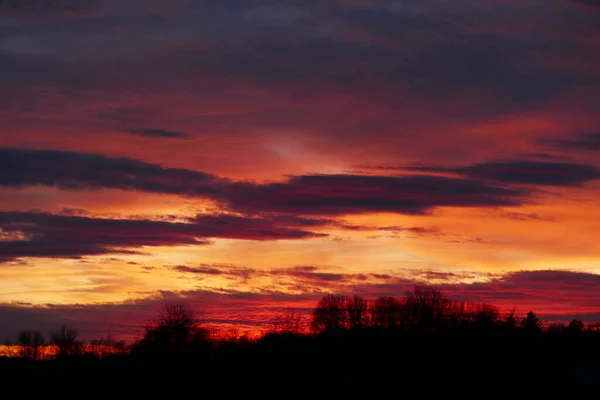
[140,304,209,353]
[402,286,451,331]
[310,295,348,333]
[369,297,401,328]
[18,330,45,360]
[346,295,368,329]
[51,325,81,357]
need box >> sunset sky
[1,0,600,341]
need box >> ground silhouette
[2,286,600,395]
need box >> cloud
[273,266,347,282]
[406,160,600,187]
[0,211,326,261]
[439,270,600,309]
[0,148,530,216]
[538,133,600,153]
[172,264,355,283]
[378,226,443,236]
[172,264,256,280]
[171,263,375,287]
[499,211,555,222]
[173,265,227,275]
[0,148,226,197]
[125,128,192,140]
[371,225,490,244]
[228,174,528,216]
[564,0,600,9]
[0,0,108,18]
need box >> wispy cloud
[538,133,600,153]
[125,128,192,140]
[406,159,600,187]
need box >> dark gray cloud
[406,160,600,187]
[125,128,192,140]
[1,0,597,121]
[538,133,600,153]
[0,211,326,261]
[0,148,226,197]
[0,148,531,216]
[0,0,107,18]
[228,174,528,216]
[565,0,600,9]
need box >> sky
[1,0,600,341]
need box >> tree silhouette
[586,322,600,333]
[138,304,209,354]
[18,330,45,360]
[369,297,401,328]
[501,309,518,330]
[51,325,81,357]
[471,303,500,329]
[347,295,368,329]
[403,286,450,331]
[522,311,543,333]
[311,295,348,333]
[567,319,585,334]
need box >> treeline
[6,285,600,361]
[308,287,546,333]
[3,286,600,389]
[5,328,127,361]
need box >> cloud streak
[228,174,528,216]
[406,160,600,187]
[0,212,326,261]
[565,0,600,10]
[0,0,108,18]
[0,148,226,197]
[0,148,531,216]
[125,128,192,140]
[538,133,600,153]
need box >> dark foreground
[2,329,600,397]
